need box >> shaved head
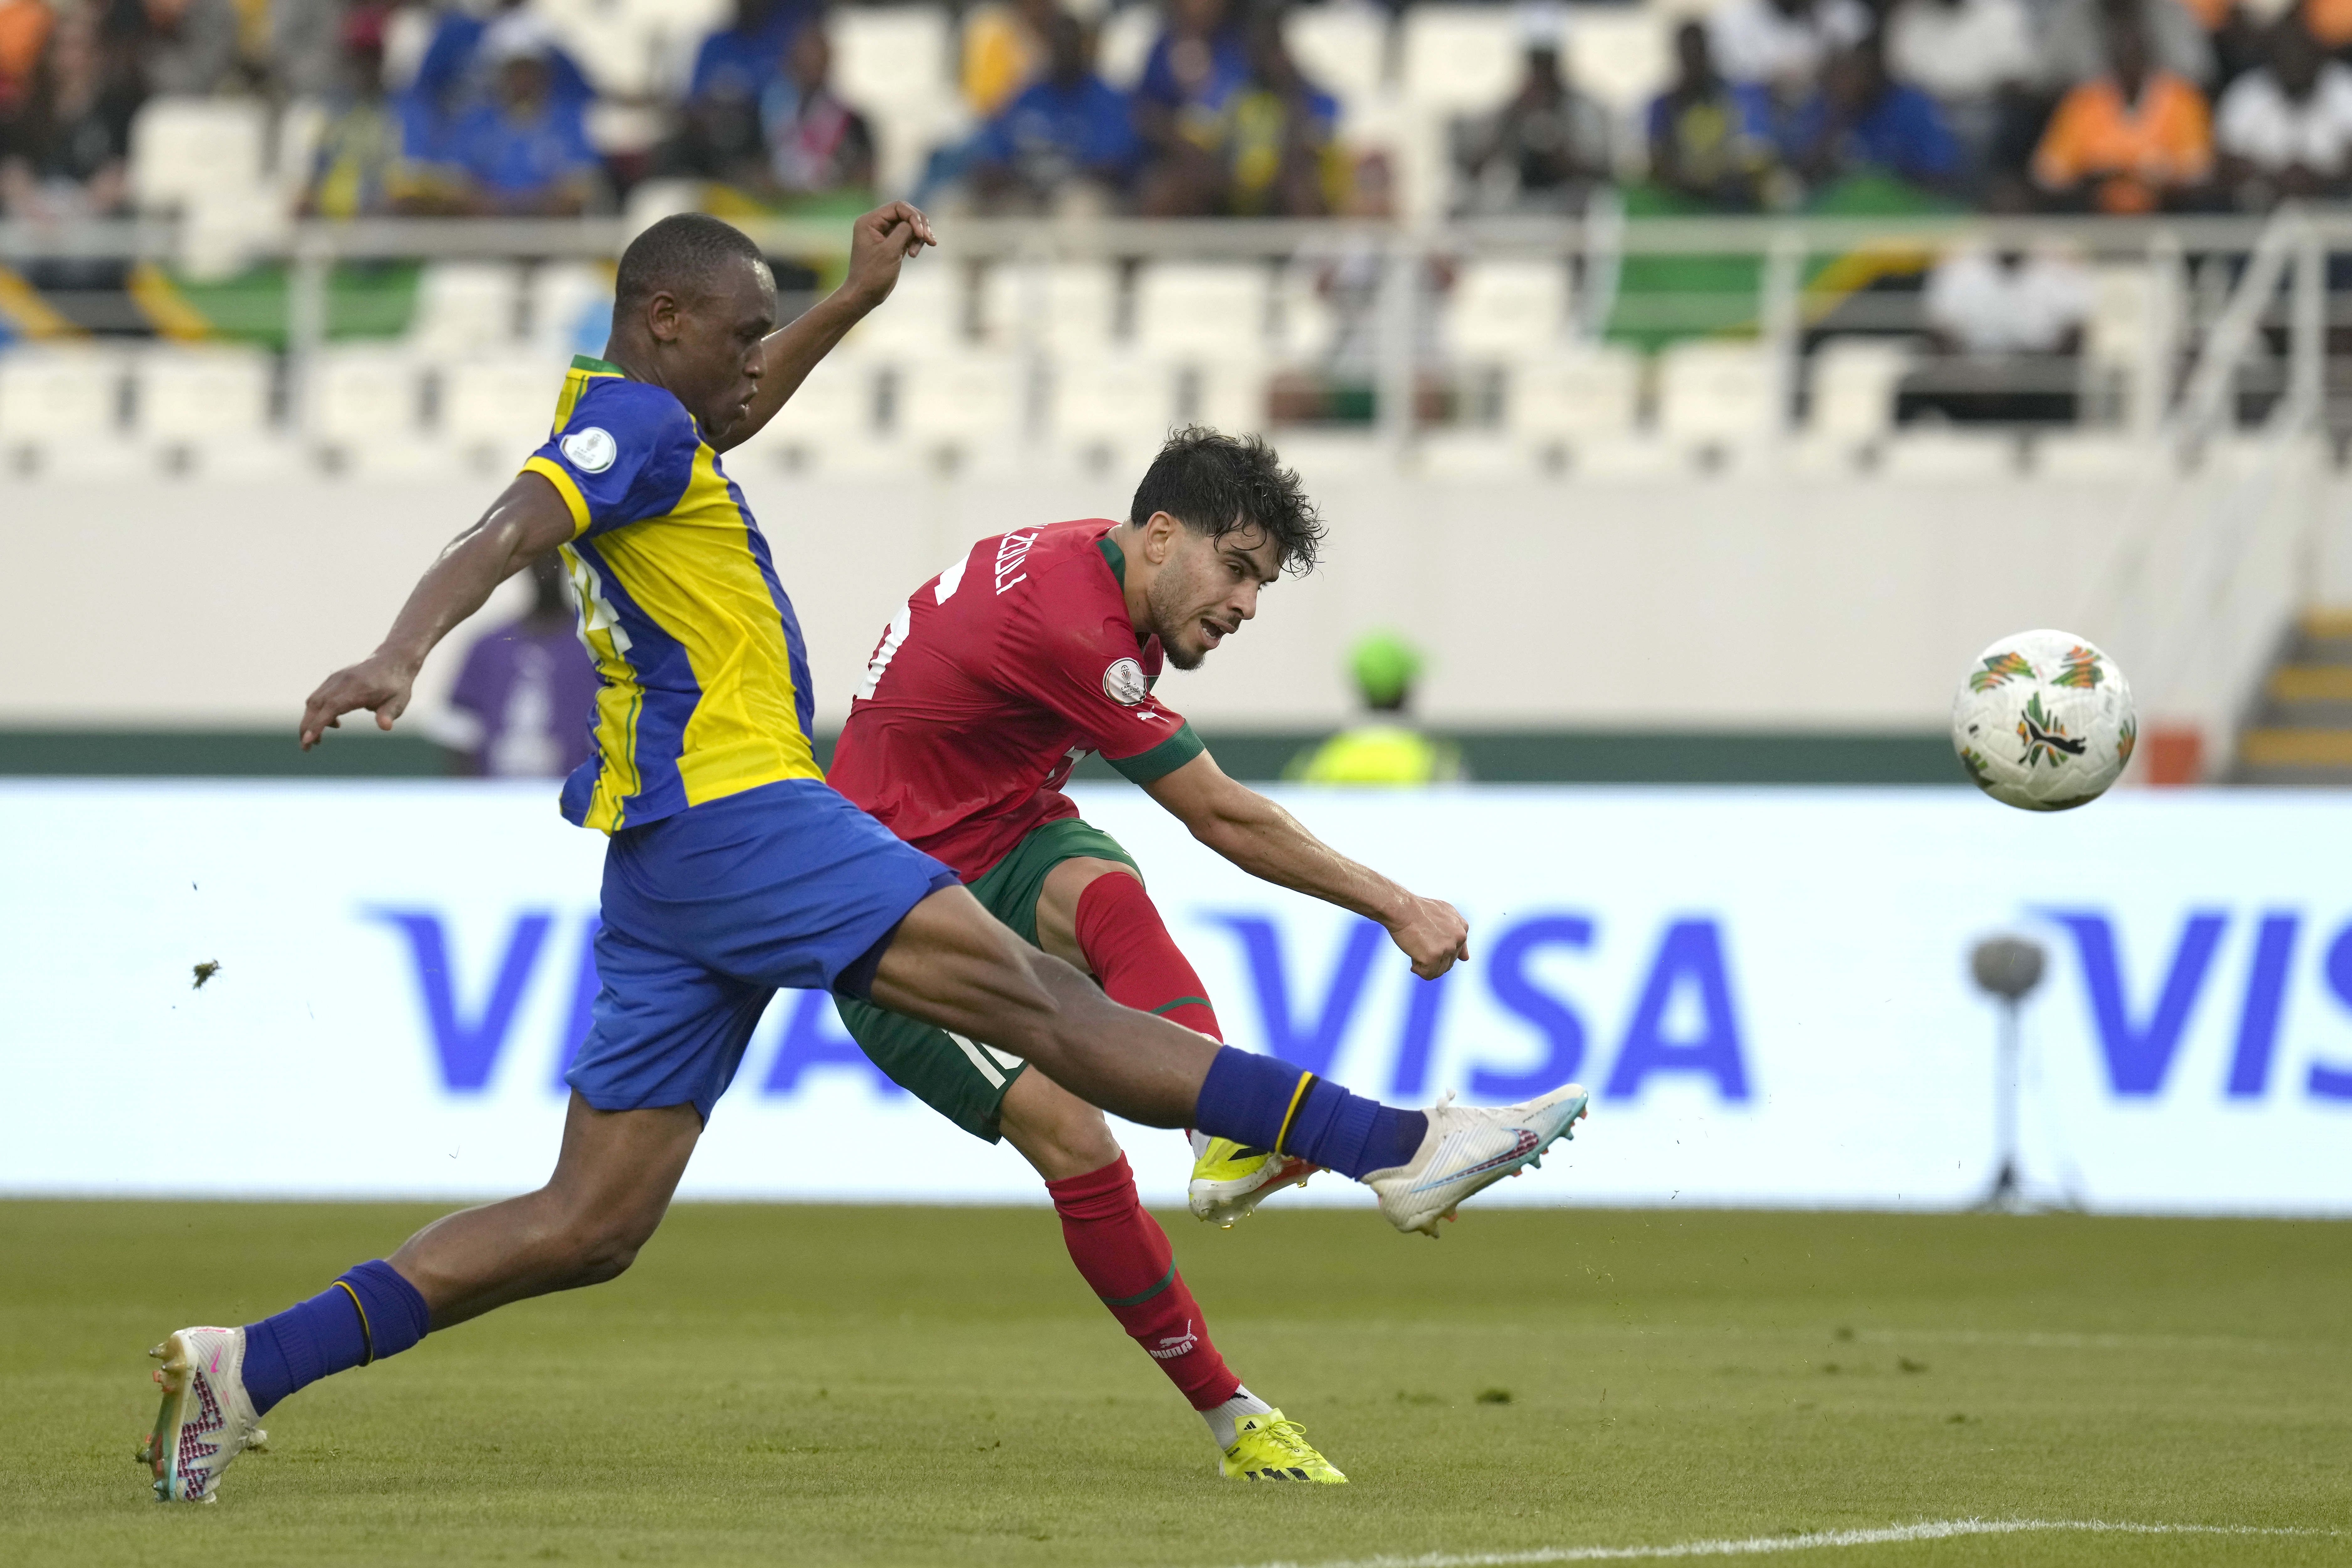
[615,213,769,316]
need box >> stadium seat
[979,261,1121,354]
[442,358,565,466]
[1399,7,1520,113]
[309,346,429,445]
[1655,341,1780,442]
[529,261,616,359]
[406,263,525,360]
[1051,353,1177,445]
[1096,5,1158,89]
[1447,260,1572,361]
[1506,347,1641,441]
[1285,7,1390,105]
[1564,8,1672,117]
[894,352,1030,471]
[1184,359,1271,436]
[0,346,129,476]
[128,97,268,212]
[1134,264,1274,360]
[832,5,953,112]
[136,345,274,443]
[540,0,663,98]
[1808,338,1918,440]
[842,260,966,356]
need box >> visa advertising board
[2,781,2346,1213]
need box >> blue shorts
[566,777,958,1121]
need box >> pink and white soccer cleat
[138,1327,265,1502]
[1365,1085,1590,1236]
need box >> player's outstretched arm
[298,473,577,749]
[713,200,936,453]
[1143,751,1469,979]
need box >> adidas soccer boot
[1366,1084,1589,1237]
[1188,1136,1317,1227]
[1220,1409,1347,1483]
[139,1326,266,1502]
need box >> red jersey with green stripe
[829,519,1202,881]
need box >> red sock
[1045,1154,1242,1411]
[1074,873,1222,1039]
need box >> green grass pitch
[3,1200,2346,1567]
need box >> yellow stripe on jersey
[585,442,820,808]
[523,455,591,535]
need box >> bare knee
[999,1071,1123,1182]
[544,1197,663,1288]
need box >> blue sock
[1194,1046,1427,1181]
[240,1261,432,1416]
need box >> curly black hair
[1128,426,1325,577]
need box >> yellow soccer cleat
[1221,1409,1348,1483]
[1188,1137,1317,1227]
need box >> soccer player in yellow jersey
[138,203,1589,1502]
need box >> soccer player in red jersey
[827,428,1566,1482]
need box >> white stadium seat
[1095,5,1158,89]
[980,261,1121,354]
[1565,8,1672,116]
[1447,260,1572,360]
[1134,264,1273,360]
[896,352,1028,450]
[841,261,965,355]
[442,357,565,463]
[1051,354,1177,445]
[136,345,274,443]
[309,346,429,444]
[1285,7,1390,104]
[0,346,125,442]
[1507,347,1640,440]
[1399,7,1520,113]
[1808,338,1917,440]
[128,97,268,211]
[832,5,952,114]
[1655,340,1779,442]
[529,261,616,359]
[406,262,525,359]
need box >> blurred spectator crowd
[4,0,2350,232]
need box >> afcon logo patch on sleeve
[560,427,617,473]
[1102,657,1148,705]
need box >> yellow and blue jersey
[521,354,823,833]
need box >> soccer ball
[1950,630,2136,811]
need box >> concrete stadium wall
[16,465,2352,736]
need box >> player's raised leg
[865,885,1589,1236]
[1033,856,1315,1226]
[143,1094,699,1501]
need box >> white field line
[1215,1518,2337,1568]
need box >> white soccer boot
[139,1327,266,1502]
[1365,1084,1590,1237]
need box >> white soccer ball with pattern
[1950,630,2136,811]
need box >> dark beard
[1145,574,1206,669]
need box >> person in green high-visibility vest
[1286,630,1466,785]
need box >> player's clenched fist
[1385,895,1471,981]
